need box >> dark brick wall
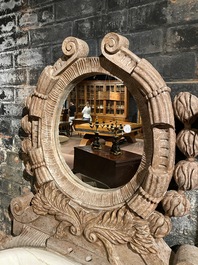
[0,0,197,244]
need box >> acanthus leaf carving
[84,206,157,256]
[32,181,85,237]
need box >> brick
[11,118,24,138]
[103,11,128,34]
[107,0,156,11]
[0,87,14,101]
[2,179,12,195]
[3,103,23,118]
[0,31,29,51]
[0,53,13,69]
[74,16,105,39]
[128,1,167,31]
[19,11,38,27]
[15,86,33,104]
[166,0,198,24]
[29,67,43,86]
[55,0,105,21]
[0,0,28,15]
[0,34,15,51]
[126,28,164,55]
[29,0,53,6]
[0,15,16,34]
[0,119,11,134]
[0,69,27,86]
[30,21,72,46]
[1,194,12,208]
[16,48,44,67]
[15,31,29,47]
[146,52,196,81]
[167,82,198,100]
[166,24,198,52]
[38,5,54,24]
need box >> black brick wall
[0,0,197,245]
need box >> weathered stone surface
[166,24,198,52]
[146,52,197,81]
[128,1,168,31]
[0,69,27,86]
[55,0,105,20]
[30,21,72,46]
[127,28,164,55]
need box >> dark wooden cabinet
[73,145,141,188]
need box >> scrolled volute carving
[9,190,39,224]
[174,160,198,190]
[53,36,89,76]
[148,211,172,239]
[173,92,198,125]
[161,190,190,217]
[102,32,129,54]
[101,32,140,74]
[62,36,89,58]
[177,129,198,158]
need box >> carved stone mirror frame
[2,33,176,264]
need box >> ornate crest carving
[0,33,184,264]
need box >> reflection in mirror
[58,75,144,189]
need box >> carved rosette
[173,92,198,196]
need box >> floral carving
[84,207,157,256]
[32,181,158,257]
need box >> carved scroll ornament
[1,33,181,265]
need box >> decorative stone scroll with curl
[0,33,194,264]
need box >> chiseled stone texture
[0,0,197,252]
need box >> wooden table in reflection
[73,145,142,188]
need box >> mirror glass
[58,75,144,189]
